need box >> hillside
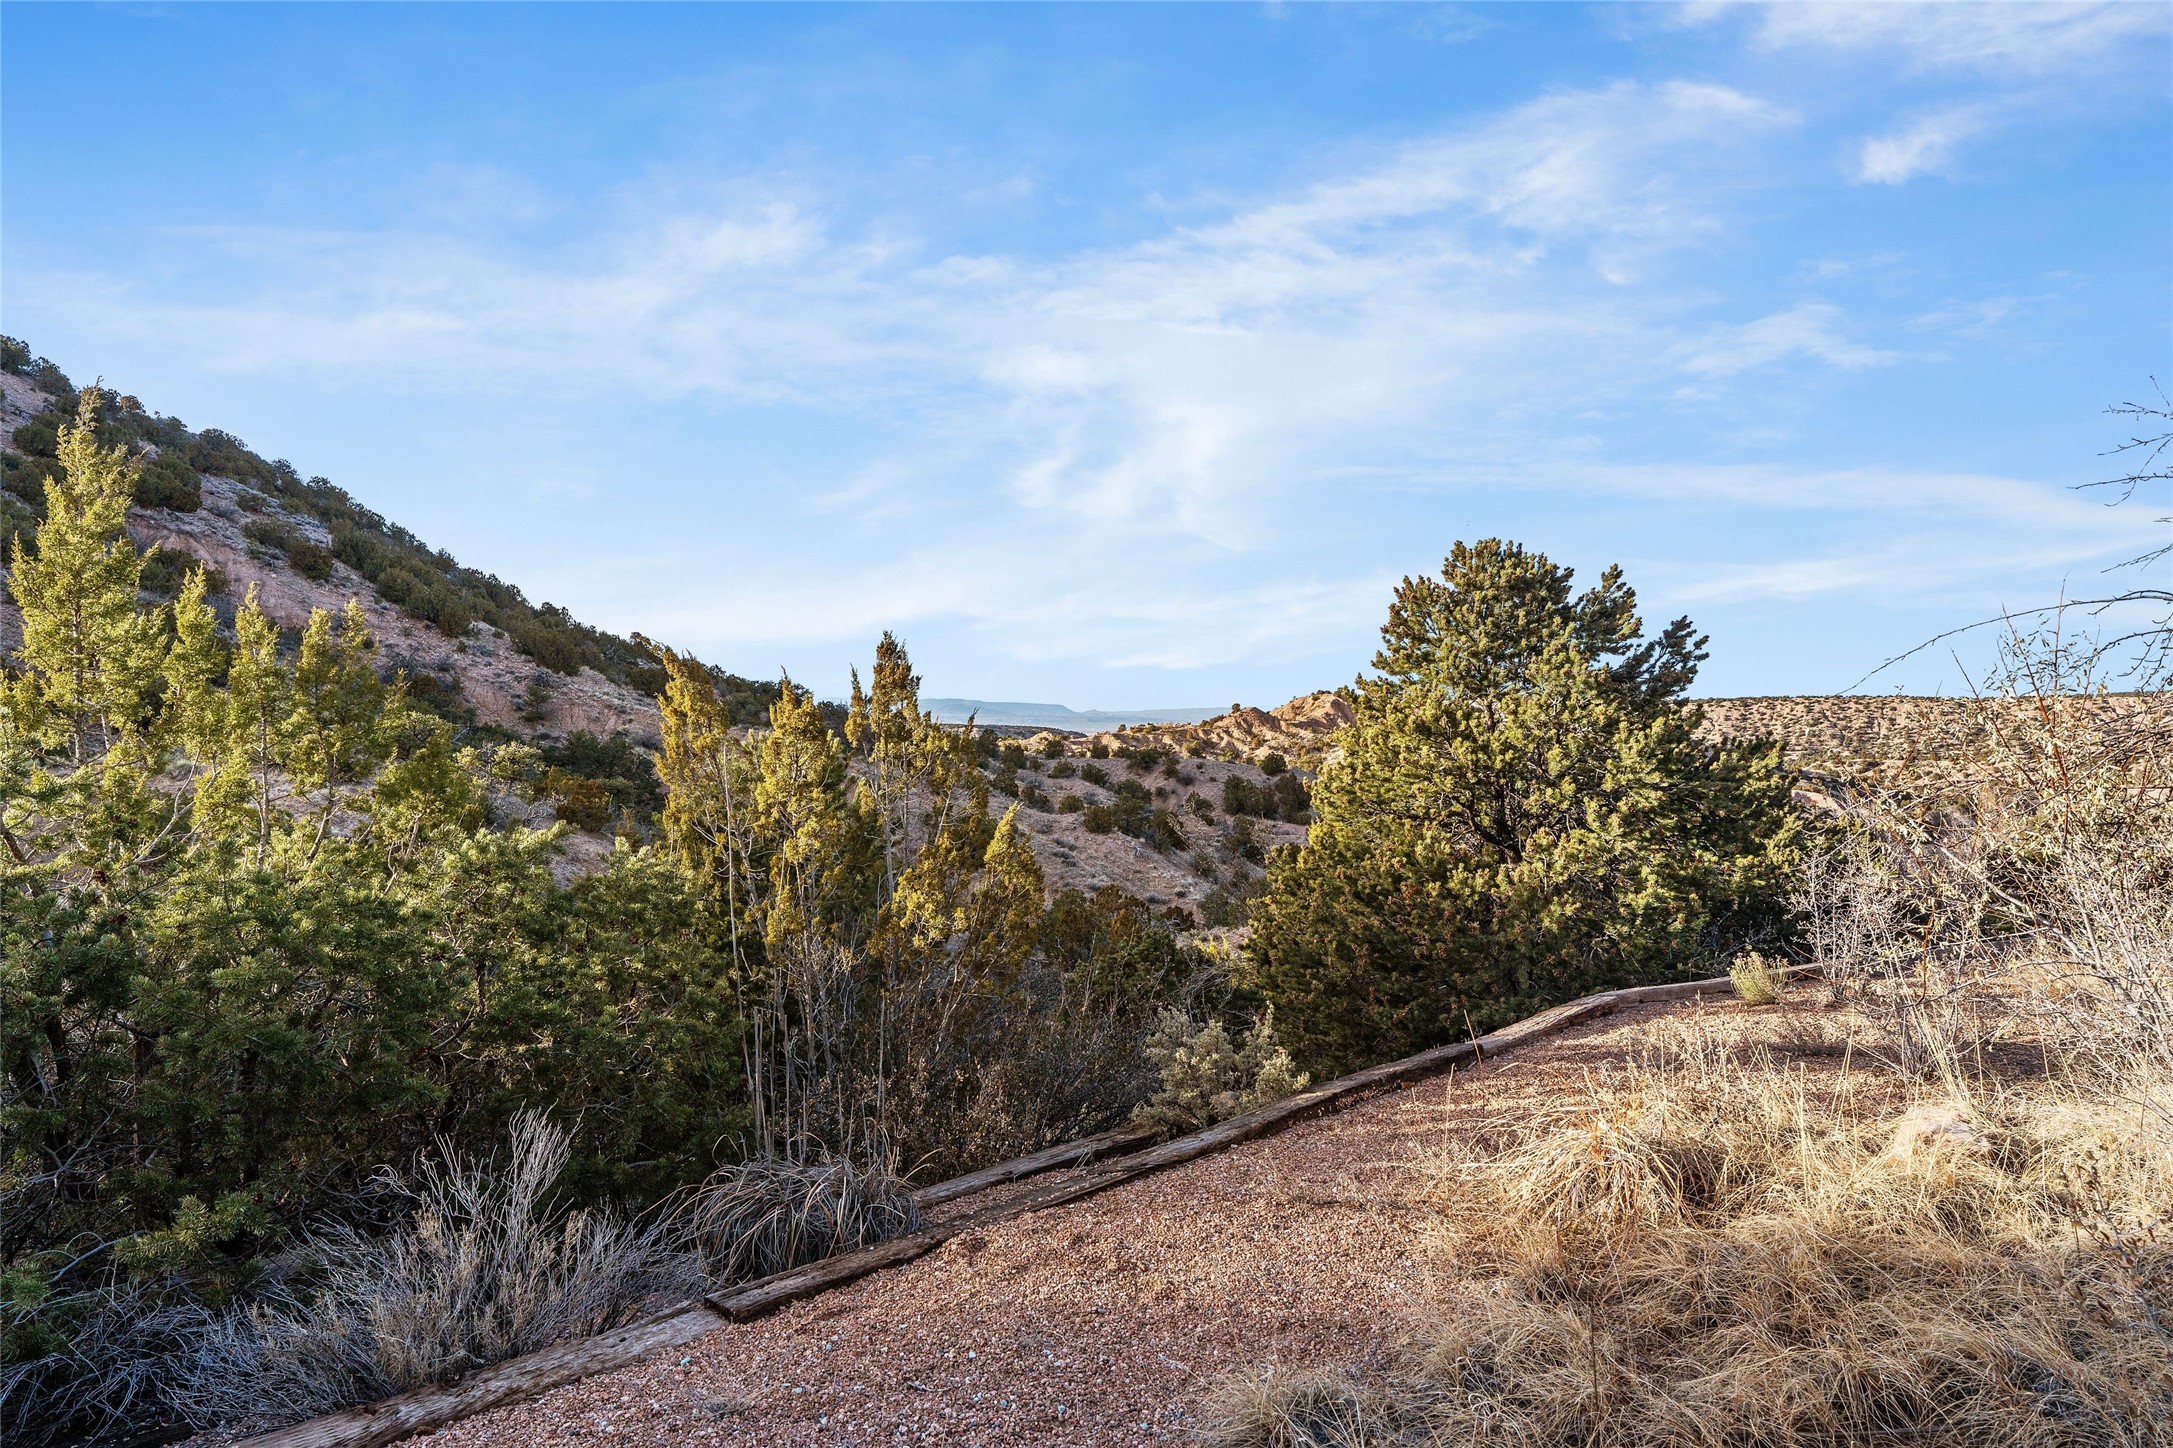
[1082,686,2173,778]
[1,366,667,742]
[0,352,1319,916]
[1696,692,2173,775]
[1066,690,1357,767]
[975,738,1308,922]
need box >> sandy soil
[424,995,1880,1448]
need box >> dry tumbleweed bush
[1799,634,2173,1085]
[1726,949,1786,1005]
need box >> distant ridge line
[922,698,1220,730]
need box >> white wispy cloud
[1853,105,1987,184]
[1547,460,2136,540]
[1911,294,2036,339]
[601,519,1395,670]
[1678,302,1900,376]
[1728,1,2166,78]
[1187,80,1788,248]
[1577,460,2146,612]
[46,76,1803,549]
[15,68,2135,674]
[1685,2,2168,190]
[588,445,2142,672]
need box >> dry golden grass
[1727,950,1786,1006]
[1205,1014,2173,1448]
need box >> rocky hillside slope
[983,742,1306,921]
[149,470,661,743]
[1696,692,2172,775]
[1065,691,1356,767]
[1074,687,2173,779]
[2,370,661,743]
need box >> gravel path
[424,1001,1750,1448]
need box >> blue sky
[5,3,2168,706]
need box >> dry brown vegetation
[185,1115,699,1431]
[1697,691,2173,781]
[1049,686,2173,788]
[229,639,2170,1448]
[1206,1019,2171,1448]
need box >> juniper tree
[1247,539,1797,1075]
[652,634,1049,1165]
[6,389,164,770]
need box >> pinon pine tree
[1247,539,1798,1075]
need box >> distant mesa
[923,698,1221,730]
[1073,691,1356,767]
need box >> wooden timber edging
[236,971,1746,1448]
[909,1121,1161,1208]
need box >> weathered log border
[909,1121,1161,1208]
[239,972,1747,1448]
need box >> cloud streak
[1678,303,1900,376]
[42,78,1811,546]
[1853,106,1986,185]
[1730,2,2166,78]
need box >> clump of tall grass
[1727,949,1786,1005]
[1204,1027,2173,1448]
[686,1137,920,1285]
[186,1113,696,1428]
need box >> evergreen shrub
[134,452,202,512]
[1247,540,1797,1075]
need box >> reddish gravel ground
[422,998,1828,1448]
